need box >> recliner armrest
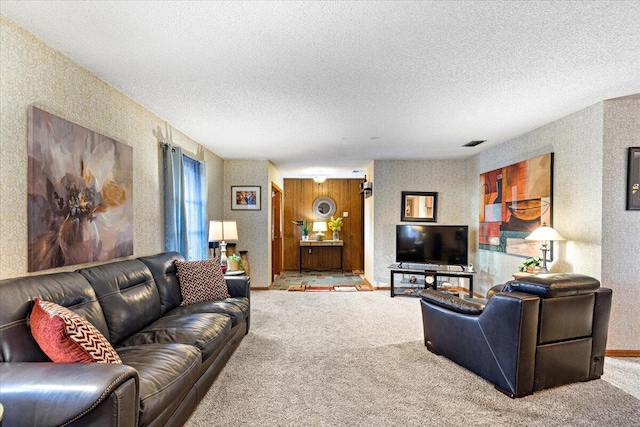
[0,362,139,427]
[504,273,600,297]
[419,289,485,315]
[421,291,541,397]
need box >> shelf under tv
[388,263,476,298]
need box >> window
[182,155,208,260]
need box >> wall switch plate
[343,212,349,217]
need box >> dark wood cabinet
[299,241,343,272]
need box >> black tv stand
[388,263,475,298]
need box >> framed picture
[232,186,261,210]
[627,147,640,210]
[401,191,438,222]
[27,106,133,272]
[478,153,554,260]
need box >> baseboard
[251,285,272,291]
[605,350,640,357]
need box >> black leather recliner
[419,274,612,398]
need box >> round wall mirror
[312,196,336,219]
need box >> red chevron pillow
[175,258,230,306]
[30,298,122,364]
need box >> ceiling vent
[463,140,486,147]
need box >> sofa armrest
[0,362,139,427]
[226,276,250,299]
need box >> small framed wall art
[232,186,261,210]
[401,191,438,222]
[627,147,640,210]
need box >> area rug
[286,285,359,292]
[303,285,334,291]
[274,271,364,290]
[186,291,640,427]
[334,286,358,292]
[355,282,374,291]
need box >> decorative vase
[228,259,241,271]
[332,231,339,241]
[239,250,250,276]
[302,235,309,241]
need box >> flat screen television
[396,225,468,266]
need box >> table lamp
[209,220,238,268]
[312,221,327,241]
[525,223,565,273]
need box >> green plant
[301,219,309,236]
[328,216,343,231]
[518,257,541,272]
[227,254,245,271]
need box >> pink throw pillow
[30,298,122,364]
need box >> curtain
[182,154,208,260]
[163,144,188,255]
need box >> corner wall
[602,95,640,350]
[223,160,271,288]
[370,159,467,288]
[465,103,605,291]
[363,162,375,285]
[0,16,223,279]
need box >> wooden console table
[299,240,344,272]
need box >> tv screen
[396,225,468,266]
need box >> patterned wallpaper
[224,160,271,288]
[0,16,223,279]
[371,159,468,288]
[602,95,640,350]
[367,101,639,349]
[466,102,605,292]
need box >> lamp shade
[208,220,238,242]
[525,224,565,242]
[312,221,327,232]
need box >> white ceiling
[2,1,640,177]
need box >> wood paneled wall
[283,179,364,271]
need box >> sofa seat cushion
[117,343,201,427]
[117,313,231,361]
[166,297,249,327]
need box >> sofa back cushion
[78,259,160,345]
[138,252,185,315]
[0,272,109,362]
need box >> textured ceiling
[2,1,640,177]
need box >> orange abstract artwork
[479,153,553,259]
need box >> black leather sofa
[0,252,250,426]
[419,274,612,398]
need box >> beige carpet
[186,291,640,426]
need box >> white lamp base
[219,241,228,267]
